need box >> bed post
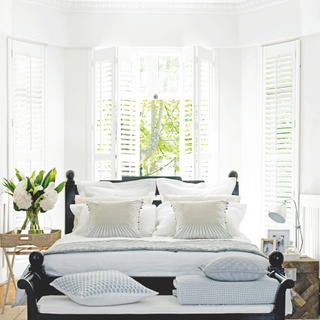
[228,171,239,196]
[65,170,76,234]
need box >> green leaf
[26,177,33,192]
[13,202,21,211]
[42,168,57,189]
[30,171,36,179]
[3,178,15,193]
[15,169,23,181]
[34,170,45,186]
[34,195,44,207]
[54,181,66,194]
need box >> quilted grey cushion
[50,270,158,306]
[199,255,268,281]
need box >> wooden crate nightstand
[283,257,319,319]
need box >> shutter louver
[262,40,300,237]
[93,48,116,180]
[117,49,139,178]
[180,47,196,179]
[180,47,214,181]
[197,46,214,181]
[10,40,45,228]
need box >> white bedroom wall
[46,46,66,231]
[68,12,239,48]
[11,0,68,47]
[239,0,302,47]
[217,48,242,180]
[0,0,11,285]
[300,32,320,194]
[64,49,90,183]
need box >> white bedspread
[43,234,269,277]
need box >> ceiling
[25,0,287,13]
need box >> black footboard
[18,251,294,320]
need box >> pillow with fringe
[172,200,232,239]
[85,200,142,238]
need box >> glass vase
[15,207,52,234]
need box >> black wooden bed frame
[18,170,294,320]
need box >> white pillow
[70,204,89,235]
[77,179,156,204]
[163,194,241,203]
[172,200,232,239]
[86,200,142,238]
[50,270,158,306]
[154,201,250,241]
[153,202,176,237]
[226,202,251,242]
[138,204,157,237]
[75,194,142,204]
[156,178,236,202]
[70,203,157,237]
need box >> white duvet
[43,234,269,277]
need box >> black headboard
[65,171,239,235]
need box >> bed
[17,171,294,320]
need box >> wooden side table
[283,257,319,319]
[0,229,61,313]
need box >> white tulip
[34,185,43,192]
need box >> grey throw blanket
[44,239,267,259]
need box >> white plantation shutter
[117,48,139,177]
[180,46,214,181]
[93,48,117,180]
[180,47,196,179]
[9,40,46,228]
[262,40,300,237]
[196,47,214,181]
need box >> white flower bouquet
[3,168,65,234]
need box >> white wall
[239,0,302,47]
[11,0,68,47]
[300,32,320,194]
[46,46,66,231]
[0,0,11,285]
[64,49,89,182]
[240,46,262,245]
[217,48,242,180]
[68,12,239,48]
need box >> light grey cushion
[172,200,232,239]
[199,255,268,281]
[50,270,158,306]
[85,200,142,238]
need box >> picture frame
[267,229,290,253]
[260,238,276,256]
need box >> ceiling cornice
[23,0,289,13]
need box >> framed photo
[268,229,290,253]
[261,238,276,256]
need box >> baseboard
[0,280,18,307]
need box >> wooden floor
[0,306,27,320]
[0,305,318,320]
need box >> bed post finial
[65,170,76,234]
[66,170,75,181]
[228,171,239,196]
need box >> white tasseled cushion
[172,200,232,239]
[85,200,142,238]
